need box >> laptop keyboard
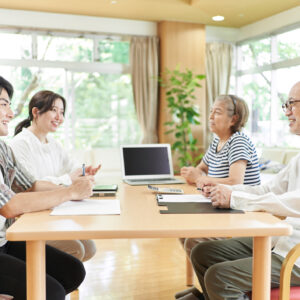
[125,178,185,185]
[132,178,174,182]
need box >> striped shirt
[202,132,261,186]
[0,140,35,247]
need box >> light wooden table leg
[186,256,194,286]
[26,241,46,300]
[252,236,271,300]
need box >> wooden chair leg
[69,289,79,300]
[186,256,194,286]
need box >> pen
[82,163,85,176]
[197,186,211,194]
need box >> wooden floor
[72,238,197,300]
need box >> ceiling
[0,0,299,28]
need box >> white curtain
[205,42,233,146]
[130,36,159,143]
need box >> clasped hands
[196,180,232,209]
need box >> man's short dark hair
[0,76,14,99]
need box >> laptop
[120,144,185,185]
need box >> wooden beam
[189,0,201,5]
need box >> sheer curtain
[130,36,159,143]
[205,42,233,146]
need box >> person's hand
[85,164,101,176]
[195,176,213,189]
[196,180,214,198]
[209,184,232,208]
[69,168,83,182]
[69,176,94,200]
[180,167,200,184]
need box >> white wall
[0,8,157,36]
[206,26,239,43]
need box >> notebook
[120,144,185,185]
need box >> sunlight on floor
[73,238,192,299]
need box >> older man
[0,76,94,300]
[177,81,300,300]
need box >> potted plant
[159,67,205,170]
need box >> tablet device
[93,184,118,192]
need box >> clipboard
[159,202,244,214]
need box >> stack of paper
[50,199,121,216]
[157,194,210,204]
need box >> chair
[70,289,79,300]
[186,243,300,299]
[269,242,300,300]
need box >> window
[0,30,141,149]
[240,37,271,70]
[236,25,300,148]
[97,40,130,63]
[0,33,31,60]
[276,28,300,62]
[37,35,93,62]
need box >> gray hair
[215,94,249,133]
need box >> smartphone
[93,184,118,192]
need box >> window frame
[0,27,141,149]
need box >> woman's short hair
[215,94,249,133]
[15,90,66,136]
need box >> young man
[177,81,300,300]
[0,76,94,299]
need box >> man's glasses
[282,98,300,112]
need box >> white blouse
[9,128,79,185]
[230,152,300,266]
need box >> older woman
[176,94,260,299]
[181,94,260,187]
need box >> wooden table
[6,182,292,300]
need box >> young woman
[176,95,261,299]
[10,90,100,262]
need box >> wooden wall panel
[157,21,206,158]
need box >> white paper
[50,199,121,216]
[157,194,210,203]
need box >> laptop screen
[121,144,174,179]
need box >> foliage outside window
[236,26,300,148]
[0,30,141,149]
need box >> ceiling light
[212,15,225,22]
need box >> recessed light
[212,15,225,22]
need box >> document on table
[50,199,121,216]
[156,194,210,204]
